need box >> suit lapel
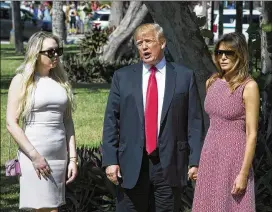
[133,62,144,126]
[160,62,176,126]
[132,62,176,129]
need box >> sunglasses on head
[39,48,63,59]
[214,50,235,58]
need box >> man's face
[135,30,165,66]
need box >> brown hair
[207,32,250,93]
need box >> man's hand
[106,165,121,185]
[188,166,198,181]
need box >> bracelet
[70,156,77,159]
[27,147,36,154]
[69,160,78,165]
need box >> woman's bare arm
[240,80,260,177]
[6,74,40,160]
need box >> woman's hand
[188,166,198,181]
[66,160,78,184]
[32,155,51,180]
[231,173,248,195]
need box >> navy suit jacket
[102,61,203,189]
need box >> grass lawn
[0,44,110,210]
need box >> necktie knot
[150,66,157,74]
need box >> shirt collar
[143,57,166,75]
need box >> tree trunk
[235,1,243,34]
[201,1,209,45]
[218,1,224,37]
[108,1,124,29]
[248,1,254,72]
[249,1,253,24]
[101,1,148,63]
[52,1,66,44]
[261,1,272,74]
[11,1,24,54]
[145,1,217,132]
[209,1,215,45]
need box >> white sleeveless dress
[18,74,74,210]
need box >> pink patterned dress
[192,78,255,212]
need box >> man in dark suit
[102,23,203,212]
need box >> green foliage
[261,23,272,33]
[196,16,207,28]
[79,27,110,58]
[247,21,272,211]
[59,147,116,212]
[247,22,262,74]
[196,16,214,39]
[200,29,214,39]
[254,72,272,212]
[63,53,139,83]
[63,27,139,83]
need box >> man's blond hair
[133,23,166,44]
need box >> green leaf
[201,29,214,39]
[196,16,207,27]
[246,23,260,34]
[261,23,272,32]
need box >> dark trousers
[116,150,181,212]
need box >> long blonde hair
[207,32,250,93]
[16,31,75,119]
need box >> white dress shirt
[142,57,166,136]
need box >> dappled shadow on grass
[0,166,19,211]
[1,47,14,50]
[1,57,25,61]
[0,74,110,92]
[72,82,110,92]
[1,50,25,59]
[1,90,8,95]
[0,75,12,90]
[0,47,16,52]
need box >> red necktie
[145,66,158,154]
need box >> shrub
[59,147,116,212]
[254,72,272,212]
[63,53,139,83]
[63,27,139,83]
[79,27,111,58]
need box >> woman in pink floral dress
[192,32,259,212]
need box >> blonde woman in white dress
[6,31,78,212]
